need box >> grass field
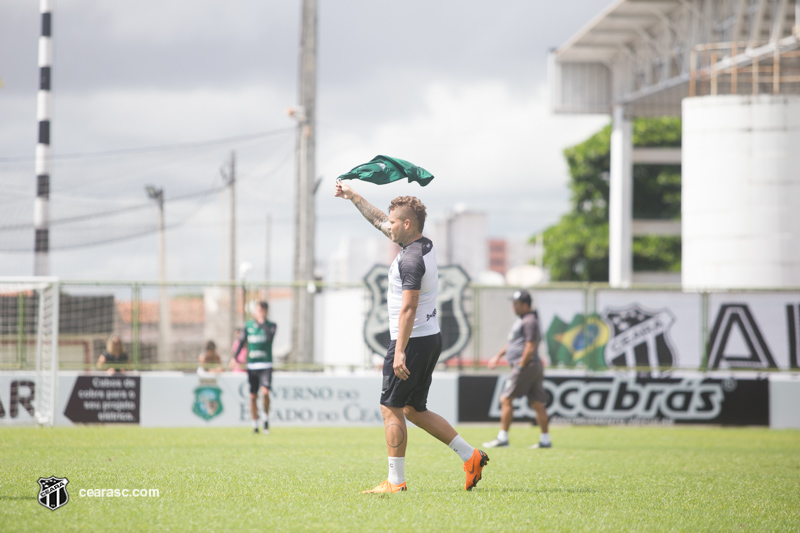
[2,424,799,532]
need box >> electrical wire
[0,127,295,164]
[0,128,296,252]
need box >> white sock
[252,419,259,429]
[388,457,405,485]
[498,429,509,442]
[540,433,551,445]
[448,435,475,463]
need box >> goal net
[0,277,59,426]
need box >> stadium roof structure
[548,0,800,289]
[549,0,800,117]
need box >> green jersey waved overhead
[337,155,434,187]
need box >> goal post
[0,277,59,426]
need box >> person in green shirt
[232,301,277,434]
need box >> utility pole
[34,0,53,276]
[221,152,237,348]
[290,0,317,365]
[146,186,170,362]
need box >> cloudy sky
[0,0,611,283]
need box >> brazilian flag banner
[336,155,434,187]
[546,313,610,370]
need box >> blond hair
[389,196,427,232]
[105,335,123,356]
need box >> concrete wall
[2,370,797,428]
[682,95,800,288]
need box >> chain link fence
[1,280,799,372]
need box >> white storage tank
[682,95,800,288]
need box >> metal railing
[690,39,800,97]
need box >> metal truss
[551,0,800,116]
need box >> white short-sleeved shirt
[387,237,440,340]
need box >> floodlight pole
[221,152,237,348]
[146,186,170,363]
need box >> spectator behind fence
[198,340,224,374]
[97,335,128,374]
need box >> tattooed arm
[334,180,392,239]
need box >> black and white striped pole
[34,0,52,276]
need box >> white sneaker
[529,442,552,449]
[482,438,509,448]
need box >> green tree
[541,117,682,282]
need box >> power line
[0,130,295,253]
[0,183,227,232]
[0,128,295,164]
[0,199,215,252]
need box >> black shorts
[247,368,273,395]
[381,333,442,412]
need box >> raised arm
[231,328,247,365]
[334,180,392,240]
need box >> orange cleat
[463,449,489,491]
[361,480,407,494]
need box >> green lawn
[2,425,799,532]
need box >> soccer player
[335,180,489,493]
[232,301,277,434]
[483,289,551,449]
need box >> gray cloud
[0,0,613,281]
